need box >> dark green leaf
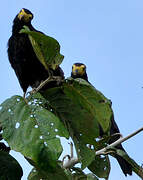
[0,95,69,171]
[87,174,99,180]
[20,26,64,70]
[28,167,69,180]
[88,155,110,179]
[42,78,113,168]
[0,151,23,180]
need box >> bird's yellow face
[72,64,86,76]
[18,9,33,22]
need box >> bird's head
[71,63,88,81]
[17,8,33,23]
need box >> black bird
[8,8,64,97]
[71,62,132,176]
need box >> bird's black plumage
[8,8,64,96]
[71,62,132,176]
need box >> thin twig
[29,76,63,95]
[62,127,143,170]
[96,127,143,155]
[62,142,79,169]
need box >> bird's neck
[71,73,88,82]
[12,18,33,35]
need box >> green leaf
[88,155,110,179]
[73,138,95,169]
[41,78,113,168]
[28,167,69,180]
[87,174,99,180]
[0,151,23,180]
[64,78,112,134]
[20,26,64,70]
[0,95,69,172]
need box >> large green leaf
[41,78,113,168]
[0,151,23,180]
[20,26,64,70]
[0,94,69,172]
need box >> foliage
[20,26,64,70]
[0,151,23,180]
[1,25,142,179]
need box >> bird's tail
[114,144,132,176]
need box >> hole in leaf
[17,98,20,102]
[0,130,3,134]
[34,125,38,128]
[51,123,54,126]
[40,136,43,139]
[80,133,82,136]
[104,167,107,170]
[56,135,60,138]
[28,101,32,105]
[44,142,48,146]
[95,137,101,142]
[8,109,11,112]
[100,155,105,158]
[15,122,20,129]
[90,145,94,149]
[86,144,90,148]
[55,129,58,132]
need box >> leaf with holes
[28,167,69,180]
[0,151,23,180]
[0,95,69,172]
[20,26,64,70]
[88,155,110,179]
[41,78,113,168]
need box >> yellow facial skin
[18,9,33,22]
[72,64,86,76]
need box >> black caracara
[8,8,64,97]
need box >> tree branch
[62,142,79,169]
[62,127,143,176]
[96,127,143,155]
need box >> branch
[96,127,143,155]
[28,76,63,95]
[62,127,143,173]
[62,142,79,169]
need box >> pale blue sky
[1,1,143,179]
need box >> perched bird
[71,62,132,176]
[7,8,64,97]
